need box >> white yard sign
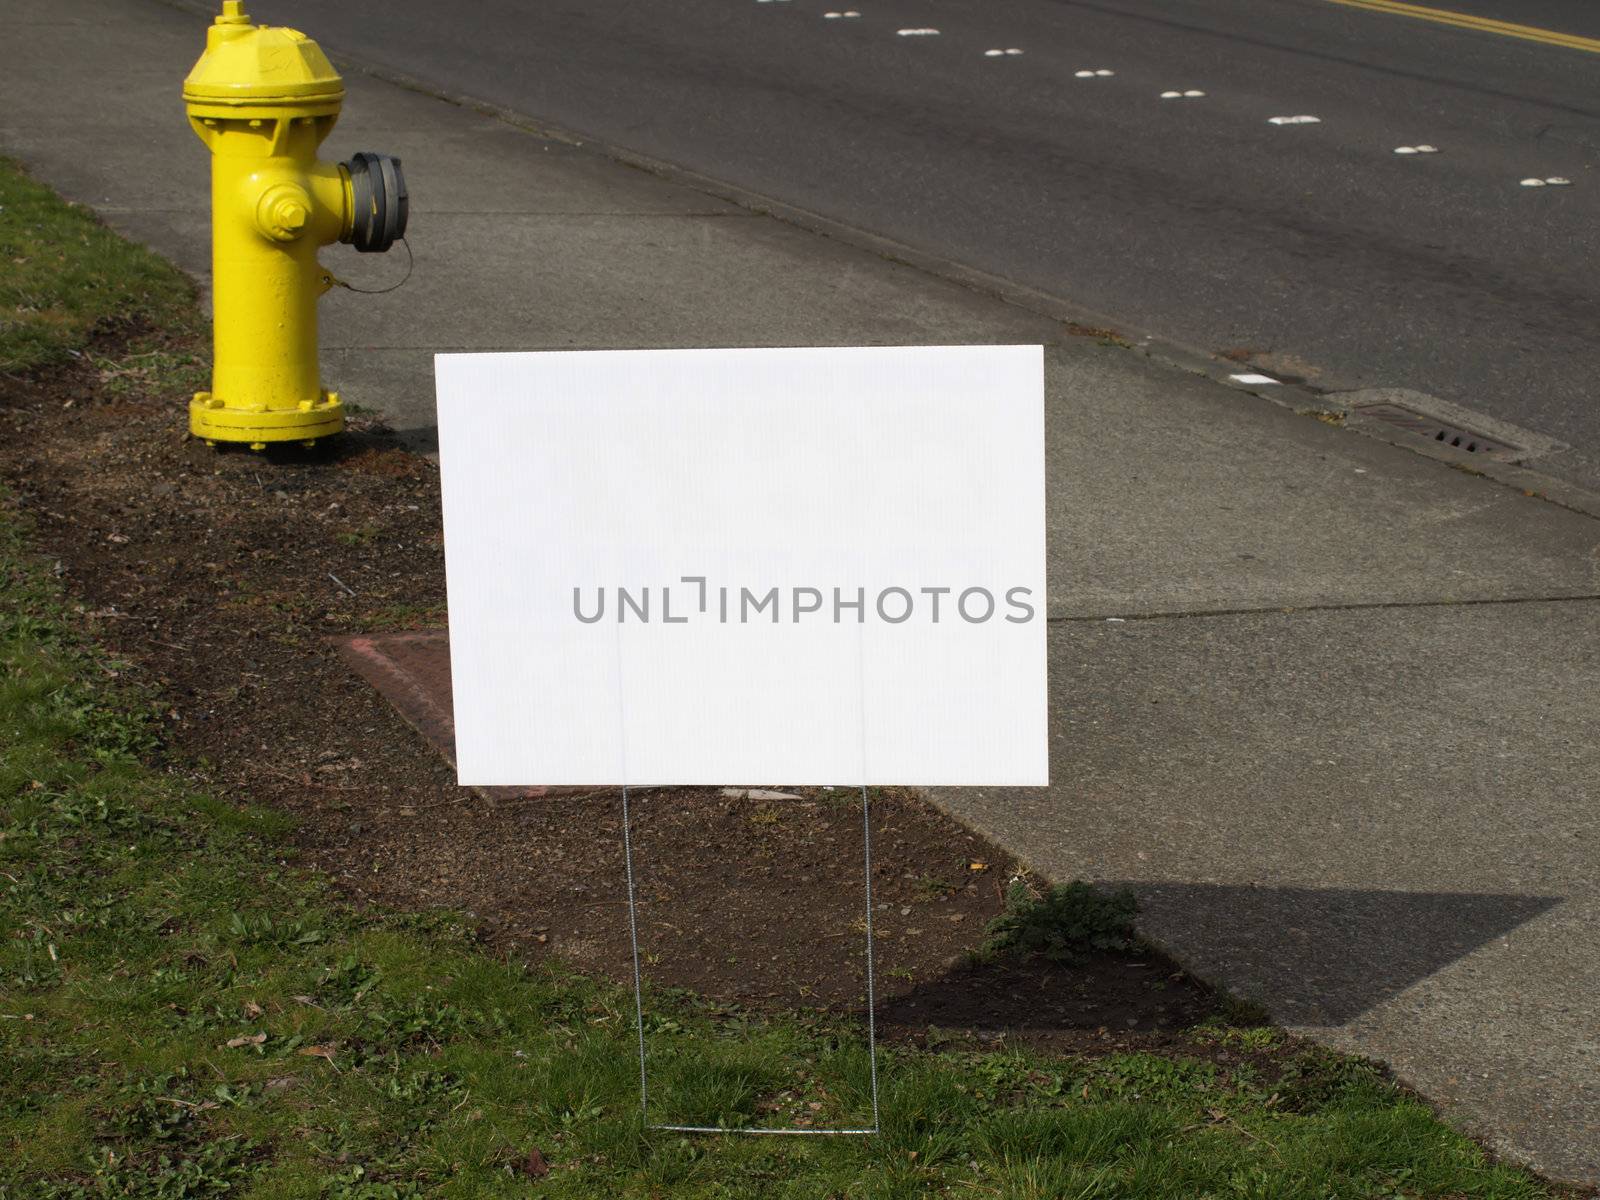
[435,345,1047,787]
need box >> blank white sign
[435,345,1047,787]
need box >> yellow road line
[1322,0,1600,55]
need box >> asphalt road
[251,0,1600,488]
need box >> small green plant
[223,910,325,949]
[1194,1019,1283,1052]
[980,879,1137,964]
[335,525,380,547]
[913,873,961,900]
[1272,1049,1388,1113]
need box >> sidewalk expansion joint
[417,210,755,218]
[1051,591,1600,624]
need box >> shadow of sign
[877,949,1213,1039]
[1122,882,1562,1026]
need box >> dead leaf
[225,1032,266,1049]
[243,1001,263,1019]
[969,862,988,871]
[516,1147,550,1178]
[298,1044,337,1063]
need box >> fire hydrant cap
[183,15,345,107]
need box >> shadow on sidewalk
[875,881,1559,1050]
[1123,881,1562,1026]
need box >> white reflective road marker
[1229,373,1280,385]
[984,47,1024,56]
[1394,145,1439,154]
[1268,115,1321,125]
[1521,178,1547,187]
[897,27,939,35]
[1161,89,1206,99]
[823,10,861,17]
[1075,68,1114,77]
[1546,176,1572,186]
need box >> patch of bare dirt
[0,331,1247,1060]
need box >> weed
[1194,1017,1283,1052]
[912,873,961,900]
[1273,1049,1389,1114]
[980,879,1137,964]
[335,525,380,547]
[223,910,326,949]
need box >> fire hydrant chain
[183,0,409,451]
[327,236,414,296]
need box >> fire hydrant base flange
[189,390,344,445]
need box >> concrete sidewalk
[4,0,1597,1183]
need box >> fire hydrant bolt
[256,184,313,242]
[183,1,408,449]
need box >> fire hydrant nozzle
[183,1,408,449]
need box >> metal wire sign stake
[619,784,881,1136]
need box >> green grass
[0,151,1568,1199]
[0,155,198,374]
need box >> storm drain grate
[1356,403,1522,459]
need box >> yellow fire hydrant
[183,1,408,449]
